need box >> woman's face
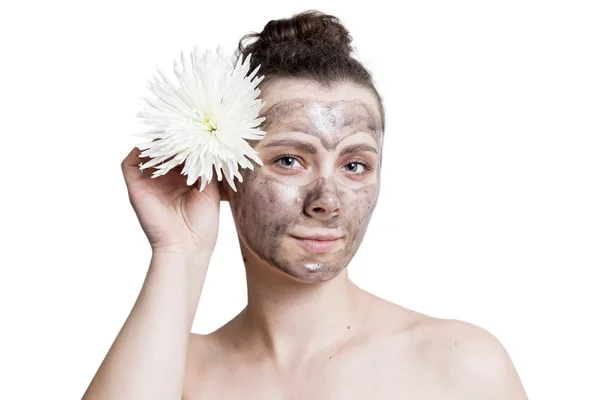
[226,79,384,283]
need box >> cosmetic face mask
[228,98,383,283]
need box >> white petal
[135,46,267,190]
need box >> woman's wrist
[148,249,212,316]
[150,247,213,270]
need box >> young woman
[83,10,528,399]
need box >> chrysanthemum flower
[133,45,266,192]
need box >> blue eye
[276,155,300,168]
[344,162,366,174]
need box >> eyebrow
[261,139,378,157]
[262,139,318,154]
[338,143,379,157]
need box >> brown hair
[234,9,386,132]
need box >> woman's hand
[121,146,223,255]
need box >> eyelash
[273,153,372,176]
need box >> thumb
[196,176,221,203]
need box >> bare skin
[83,78,527,400]
[180,79,528,399]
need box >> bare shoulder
[419,317,528,398]
[182,332,220,394]
[365,296,528,399]
[392,308,527,397]
[183,333,207,379]
[184,321,245,383]
[185,331,221,373]
[183,331,233,399]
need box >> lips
[291,235,342,254]
[291,232,343,241]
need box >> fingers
[121,146,232,202]
[122,146,142,167]
[121,146,146,185]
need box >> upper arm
[435,319,529,399]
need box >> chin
[270,257,348,283]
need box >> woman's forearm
[82,251,211,400]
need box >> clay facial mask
[229,98,383,283]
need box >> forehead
[258,79,383,134]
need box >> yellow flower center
[193,110,218,134]
[203,116,218,133]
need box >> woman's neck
[231,251,373,367]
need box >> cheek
[231,167,379,254]
[233,171,303,248]
[346,184,379,237]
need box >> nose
[304,177,341,221]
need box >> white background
[1,1,598,398]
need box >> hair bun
[234,9,385,133]
[259,10,353,56]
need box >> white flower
[133,45,267,192]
